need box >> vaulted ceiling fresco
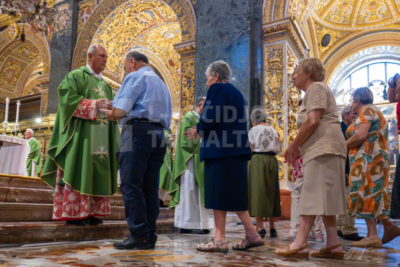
[312,0,400,30]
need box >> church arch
[73,0,195,69]
[0,24,51,98]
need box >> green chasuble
[159,129,173,192]
[26,137,42,176]
[169,111,204,208]
[41,66,120,196]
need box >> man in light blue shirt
[102,50,172,250]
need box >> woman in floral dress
[346,87,400,248]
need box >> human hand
[284,143,300,164]
[100,109,115,121]
[97,98,113,111]
[184,126,200,140]
[345,173,349,184]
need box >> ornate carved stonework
[181,60,195,117]
[265,45,285,181]
[315,22,353,55]
[263,18,309,59]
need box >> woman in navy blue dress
[185,60,263,252]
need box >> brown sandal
[311,244,345,260]
[275,243,309,259]
[196,237,229,253]
[232,234,264,250]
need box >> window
[336,62,400,105]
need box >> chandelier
[0,0,56,34]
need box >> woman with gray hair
[276,57,347,259]
[346,87,399,248]
[185,60,263,252]
[248,108,281,238]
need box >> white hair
[205,60,232,82]
[26,128,34,136]
[87,44,99,64]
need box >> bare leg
[365,219,378,240]
[236,210,262,243]
[381,218,394,233]
[321,215,343,253]
[276,215,314,252]
[269,217,275,229]
[255,216,264,232]
[213,210,227,243]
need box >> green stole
[169,111,204,208]
[41,66,120,196]
[26,137,42,176]
[159,129,173,192]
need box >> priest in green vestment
[159,128,173,204]
[41,44,120,226]
[169,97,214,234]
[25,129,42,177]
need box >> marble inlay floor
[0,220,399,266]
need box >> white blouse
[248,125,280,153]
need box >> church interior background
[0,0,399,266]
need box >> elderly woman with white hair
[185,60,263,252]
[248,108,281,238]
[346,87,400,248]
[276,58,347,259]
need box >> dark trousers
[119,122,166,238]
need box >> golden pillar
[174,40,196,122]
[262,18,308,189]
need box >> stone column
[47,0,79,114]
[194,0,263,111]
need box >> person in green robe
[169,97,214,234]
[25,128,42,177]
[158,128,173,206]
[41,44,120,226]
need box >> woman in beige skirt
[275,58,347,260]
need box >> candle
[4,97,9,123]
[15,100,20,125]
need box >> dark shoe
[66,219,86,226]
[270,228,277,238]
[159,199,168,208]
[149,234,157,249]
[114,234,150,249]
[87,217,103,226]
[342,233,364,241]
[180,229,210,234]
[337,230,343,238]
[258,229,266,238]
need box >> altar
[0,135,30,176]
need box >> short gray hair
[125,50,149,64]
[351,87,374,104]
[87,44,98,64]
[197,97,206,105]
[205,60,232,82]
[250,108,267,123]
[26,128,34,136]
[341,105,352,120]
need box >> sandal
[311,244,345,260]
[275,243,309,259]
[232,234,264,250]
[196,237,228,253]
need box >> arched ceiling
[0,24,50,99]
[312,0,400,30]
